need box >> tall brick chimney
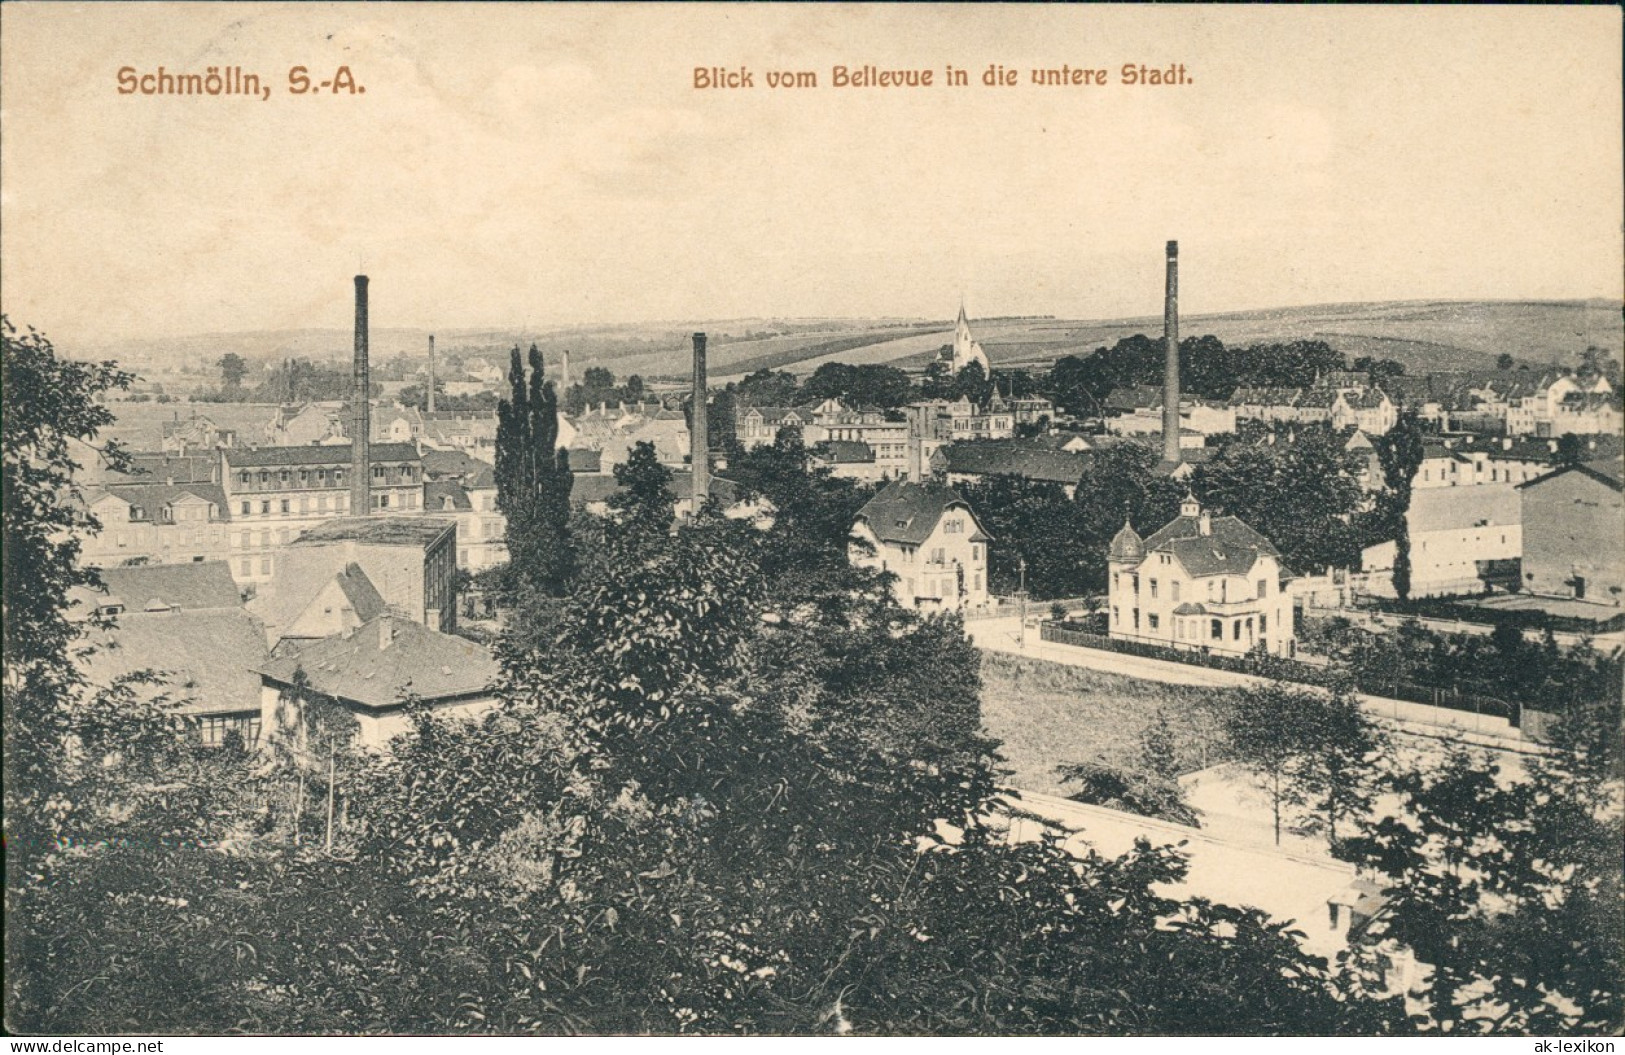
[1161,241,1182,468]
[427,333,436,414]
[691,332,708,517]
[351,275,371,516]
[561,348,571,392]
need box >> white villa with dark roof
[850,481,992,612]
[1107,494,1295,657]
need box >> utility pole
[325,736,337,854]
[1018,556,1028,650]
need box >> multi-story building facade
[219,442,424,584]
[1330,390,1397,436]
[1107,494,1295,657]
[736,404,819,449]
[80,482,233,570]
[817,400,910,478]
[850,481,992,612]
[425,465,506,571]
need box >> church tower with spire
[950,301,991,374]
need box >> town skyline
[2,4,1621,350]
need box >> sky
[2,3,1621,351]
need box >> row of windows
[236,491,420,517]
[1123,573,1270,603]
[100,529,225,549]
[233,465,419,489]
[122,504,219,523]
[1114,608,1268,639]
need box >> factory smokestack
[691,332,708,517]
[427,333,436,414]
[1161,241,1182,469]
[561,349,571,392]
[351,275,371,516]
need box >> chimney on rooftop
[351,275,372,517]
[1162,241,1182,468]
[427,334,436,414]
[692,332,709,517]
[378,611,395,649]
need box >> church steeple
[951,299,988,375]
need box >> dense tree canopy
[1196,426,1367,575]
[958,475,1094,600]
[1045,336,1346,415]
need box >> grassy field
[81,298,1621,388]
[977,651,1239,796]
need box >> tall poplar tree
[1374,409,1425,602]
[495,344,574,595]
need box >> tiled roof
[249,557,387,637]
[79,607,269,716]
[426,480,473,512]
[226,442,421,468]
[1227,386,1302,407]
[105,453,219,485]
[1104,386,1164,412]
[738,405,795,424]
[936,441,1090,487]
[334,564,388,624]
[258,613,499,709]
[855,481,987,547]
[1142,512,1280,578]
[1109,520,1145,562]
[1519,459,1625,495]
[71,560,242,615]
[421,448,488,480]
[92,482,229,519]
[292,516,456,548]
[814,440,876,464]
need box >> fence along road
[964,615,1542,756]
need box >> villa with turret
[1107,494,1296,658]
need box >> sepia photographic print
[2,2,1622,1044]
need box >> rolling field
[82,298,1622,392]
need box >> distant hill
[83,300,1622,384]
